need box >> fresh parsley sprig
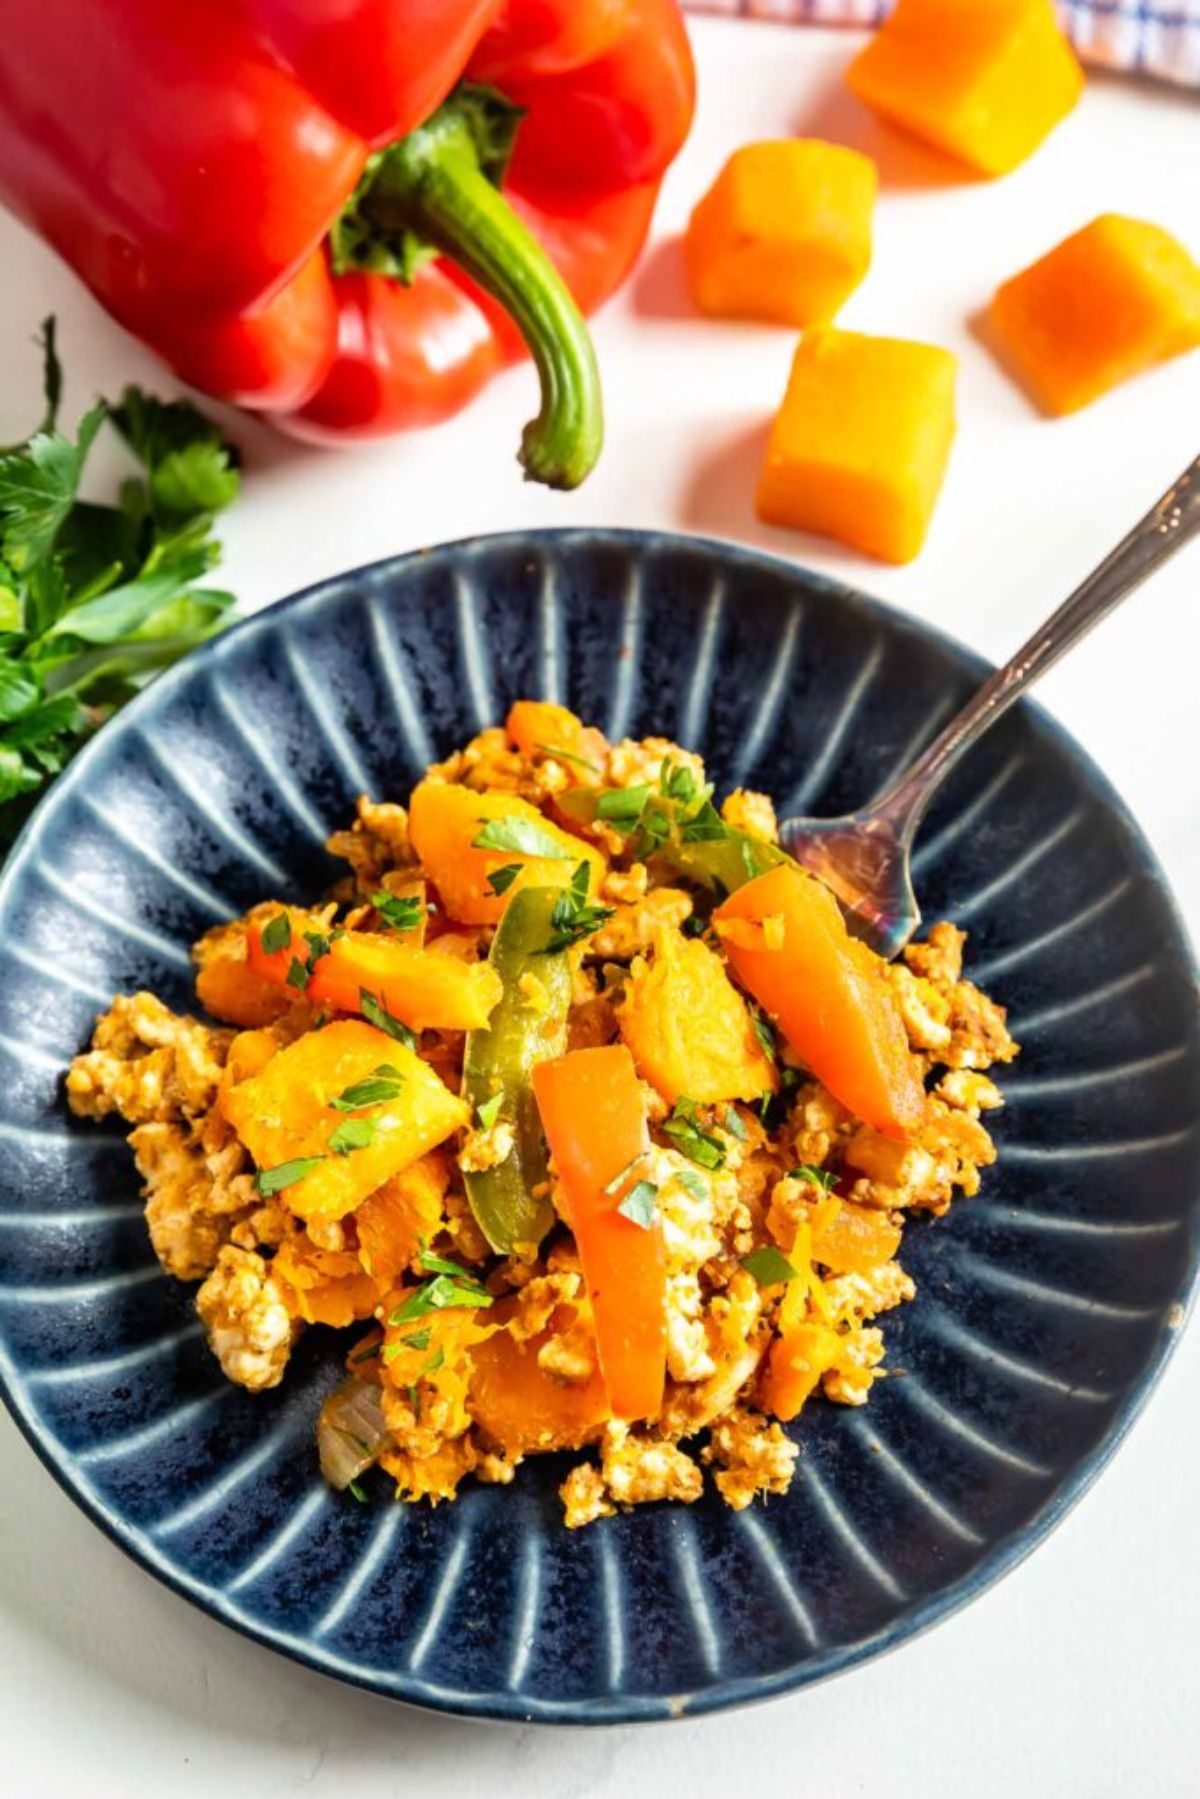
[0,319,240,844]
[539,860,614,954]
[661,1095,727,1171]
[372,890,424,931]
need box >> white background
[0,18,1197,1797]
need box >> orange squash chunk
[990,214,1200,415]
[812,1198,902,1274]
[408,780,605,926]
[248,914,501,1033]
[272,1234,380,1328]
[756,328,956,564]
[354,1150,451,1288]
[469,1325,609,1456]
[846,0,1083,178]
[714,865,924,1141]
[685,139,877,327]
[760,1321,843,1422]
[619,927,776,1105]
[221,1019,469,1221]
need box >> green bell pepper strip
[660,831,792,895]
[461,884,573,1254]
[555,787,793,897]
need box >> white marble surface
[0,18,1197,1797]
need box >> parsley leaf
[661,1096,726,1170]
[675,1168,710,1203]
[417,1246,483,1282]
[285,956,311,992]
[602,1151,647,1196]
[372,890,424,931]
[388,1273,493,1324]
[346,1478,368,1504]
[331,1065,404,1111]
[723,1105,748,1140]
[329,1116,376,1156]
[751,1010,777,1064]
[790,1164,838,1192]
[0,321,240,846]
[486,863,523,897]
[472,815,572,859]
[359,988,417,1051]
[538,859,614,954]
[260,911,292,955]
[617,1179,658,1228]
[255,1156,326,1196]
[742,1246,799,1287]
[476,1091,504,1130]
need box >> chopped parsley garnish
[723,1105,748,1140]
[371,890,424,931]
[303,930,331,963]
[359,987,417,1051]
[659,759,702,806]
[402,1328,432,1352]
[539,860,614,954]
[679,800,730,842]
[285,955,311,992]
[331,1065,404,1111]
[486,863,522,897]
[472,815,572,859]
[425,1345,446,1377]
[260,911,291,954]
[752,1010,777,1063]
[742,1246,799,1287]
[661,1096,726,1170]
[675,1168,710,1203]
[617,1179,658,1228]
[417,1246,482,1282]
[389,1272,493,1324]
[329,1116,377,1156]
[790,1164,838,1192]
[477,1090,504,1130]
[255,1155,326,1196]
[602,1151,647,1196]
[346,1479,368,1504]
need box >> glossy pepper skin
[0,0,694,447]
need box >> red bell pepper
[0,0,694,488]
[533,1046,666,1423]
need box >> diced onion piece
[317,1374,387,1489]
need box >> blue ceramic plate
[0,530,1196,1724]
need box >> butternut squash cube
[685,140,877,327]
[989,214,1200,415]
[846,0,1084,177]
[221,1019,469,1221]
[756,328,957,564]
[618,927,777,1106]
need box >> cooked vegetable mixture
[68,703,1018,1525]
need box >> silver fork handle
[872,454,1200,838]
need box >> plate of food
[0,528,1195,1723]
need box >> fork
[777,454,1200,960]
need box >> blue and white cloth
[684,1,1200,88]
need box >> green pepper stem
[351,106,603,490]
